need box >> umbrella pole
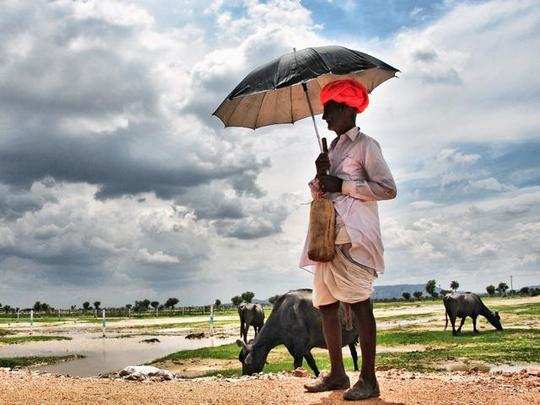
[301,82,323,153]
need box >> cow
[443,292,503,335]
[236,289,359,377]
[238,302,265,343]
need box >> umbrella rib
[224,97,242,125]
[311,48,331,74]
[253,91,268,129]
[289,85,293,123]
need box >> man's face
[322,100,350,134]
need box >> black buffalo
[443,292,503,335]
[238,302,265,343]
[236,289,359,376]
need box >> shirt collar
[343,126,359,142]
[331,126,360,150]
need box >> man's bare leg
[304,301,350,392]
[343,298,379,400]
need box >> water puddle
[0,331,234,377]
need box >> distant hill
[373,284,441,300]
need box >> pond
[0,331,235,377]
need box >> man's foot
[304,373,350,393]
[343,378,380,401]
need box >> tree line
[397,279,539,301]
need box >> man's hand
[315,152,330,174]
[308,178,324,199]
[319,175,343,193]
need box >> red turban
[320,79,369,113]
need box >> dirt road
[0,368,538,404]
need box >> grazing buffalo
[238,303,265,343]
[443,292,503,335]
[236,289,359,376]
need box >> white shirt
[299,126,397,273]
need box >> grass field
[153,296,540,377]
[0,335,72,345]
[0,354,83,368]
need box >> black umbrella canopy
[213,46,400,129]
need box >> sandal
[304,374,350,393]
[343,379,380,401]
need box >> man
[299,79,397,400]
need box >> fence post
[209,304,214,336]
[102,309,106,337]
[30,309,34,334]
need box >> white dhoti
[312,216,378,309]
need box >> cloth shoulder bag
[307,196,335,262]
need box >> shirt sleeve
[341,139,397,201]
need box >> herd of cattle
[235,290,503,375]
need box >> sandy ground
[0,368,538,404]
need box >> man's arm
[341,139,397,201]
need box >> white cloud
[467,177,513,192]
[1,0,539,306]
[136,248,181,265]
[409,200,440,209]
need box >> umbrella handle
[301,82,323,152]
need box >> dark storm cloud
[175,185,289,239]
[0,1,270,201]
[213,202,289,239]
[0,126,266,200]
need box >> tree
[214,299,221,309]
[413,291,423,300]
[450,280,459,292]
[486,285,496,296]
[165,298,179,309]
[93,301,101,311]
[151,301,159,310]
[82,302,91,312]
[496,282,509,296]
[231,295,242,306]
[402,292,411,300]
[33,301,41,311]
[134,299,151,312]
[519,287,530,296]
[268,295,281,305]
[241,291,255,303]
[425,280,437,298]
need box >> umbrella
[212,45,399,151]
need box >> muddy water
[0,332,235,377]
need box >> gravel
[0,368,538,404]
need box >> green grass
[0,335,71,345]
[376,312,438,322]
[154,342,241,363]
[0,354,83,368]
[374,300,438,309]
[157,327,539,377]
[491,302,540,316]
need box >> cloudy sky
[0,0,538,308]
